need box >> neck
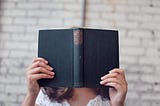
[68,88,97,106]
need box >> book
[38,28,119,87]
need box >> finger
[110,69,127,85]
[29,61,53,70]
[100,77,122,85]
[32,57,48,64]
[29,67,55,76]
[101,72,119,80]
[105,82,121,90]
[28,73,54,81]
[110,68,125,76]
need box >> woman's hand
[100,69,128,106]
[26,57,54,96]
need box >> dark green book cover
[38,28,119,87]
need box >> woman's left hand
[100,69,128,106]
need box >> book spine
[73,28,83,87]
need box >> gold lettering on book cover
[74,30,83,45]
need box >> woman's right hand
[26,57,54,96]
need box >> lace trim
[36,90,110,106]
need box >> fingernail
[51,72,54,75]
[100,81,103,85]
[50,67,53,70]
[50,75,54,78]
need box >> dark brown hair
[42,87,109,103]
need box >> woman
[22,57,128,106]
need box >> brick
[63,19,82,27]
[8,67,26,75]
[27,10,50,17]
[116,21,138,29]
[126,65,143,73]
[11,33,36,42]
[2,9,26,17]
[126,91,139,99]
[9,50,35,58]
[153,84,160,92]
[0,93,7,101]
[140,74,160,83]
[152,0,160,6]
[145,47,159,57]
[115,5,140,13]
[28,42,38,51]
[19,77,27,85]
[40,2,63,9]
[17,94,26,103]
[128,30,153,38]
[127,0,151,6]
[0,84,5,92]
[0,2,16,9]
[128,13,153,22]
[25,26,40,33]
[140,66,154,74]
[2,0,23,1]
[119,29,127,38]
[0,32,11,41]
[102,13,127,21]
[120,37,141,46]
[86,12,100,19]
[1,25,25,33]
[5,102,20,106]
[63,3,82,11]
[153,14,160,22]
[126,100,148,106]
[142,39,160,48]
[156,66,160,74]
[56,11,81,18]
[120,55,138,64]
[121,46,144,56]
[0,42,4,48]
[17,2,40,9]
[87,4,113,12]
[141,93,160,100]
[38,18,63,26]
[139,57,160,65]
[105,0,128,5]
[0,50,9,58]
[140,22,160,30]
[13,17,37,25]
[0,75,20,84]
[142,102,153,106]
[152,102,160,106]
[0,17,13,24]
[61,0,81,3]
[1,58,23,67]
[0,67,8,75]
[129,83,153,92]
[86,19,116,28]
[5,84,27,94]
[141,6,160,14]
[126,73,140,82]
[4,41,29,50]
[6,93,18,102]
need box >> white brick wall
[0,0,160,106]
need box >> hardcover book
[38,28,119,87]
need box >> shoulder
[35,89,69,106]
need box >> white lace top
[36,90,110,106]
